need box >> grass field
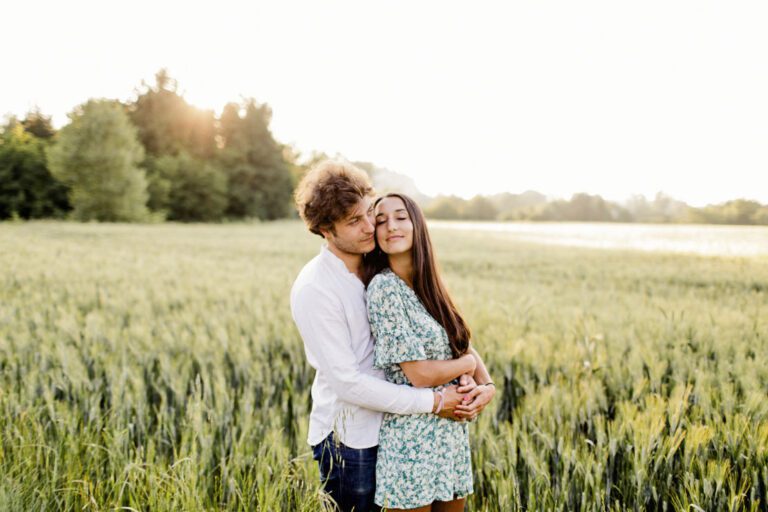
[1,220,767,511]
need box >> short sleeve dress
[366,269,473,509]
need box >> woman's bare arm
[469,345,492,385]
[399,353,476,388]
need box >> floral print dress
[367,269,473,509]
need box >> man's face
[322,196,376,255]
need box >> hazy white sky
[4,1,767,206]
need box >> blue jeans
[312,433,380,512]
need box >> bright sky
[4,1,767,206]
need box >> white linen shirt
[290,244,434,449]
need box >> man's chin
[360,241,376,253]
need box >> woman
[364,193,495,511]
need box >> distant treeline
[1,70,303,222]
[2,70,766,225]
[422,192,768,225]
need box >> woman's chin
[383,246,411,256]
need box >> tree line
[1,70,299,222]
[2,71,766,225]
[423,191,768,225]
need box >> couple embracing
[290,161,496,511]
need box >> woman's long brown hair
[363,193,471,357]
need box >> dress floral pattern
[367,269,473,509]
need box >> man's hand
[435,385,466,420]
[453,383,496,420]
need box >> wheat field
[1,220,767,511]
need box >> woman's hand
[457,373,477,394]
[453,383,496,420]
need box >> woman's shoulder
[367,269,399,297]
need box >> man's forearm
[330,370,435,414]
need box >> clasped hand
[437,374,496,421]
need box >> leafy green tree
[752,205,768,225]
[128,70,220,217]
[720,199,763,224]
[533,193,631,222]
[141,155,173,214]
[688,199,768,225]
[219,99,293,220]
[153,152,227,221]
[464,195,498,220]
[489,191,547,220]
[128,69,216,159]
[568,193,610,221]
[0,117,69,219]
[21,108,56,140]
[424,195,465,220]
[47,100,149,222]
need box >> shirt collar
[320,244,364,285]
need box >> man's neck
[326,242,364,278]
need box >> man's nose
[362,215,375,233]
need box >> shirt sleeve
[367,275,428,370]
[291,282,434,415]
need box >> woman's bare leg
[432,497,465,512]
[386,505,432,512]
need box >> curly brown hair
[294,160,375,237]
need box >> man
[291,160,494,512]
